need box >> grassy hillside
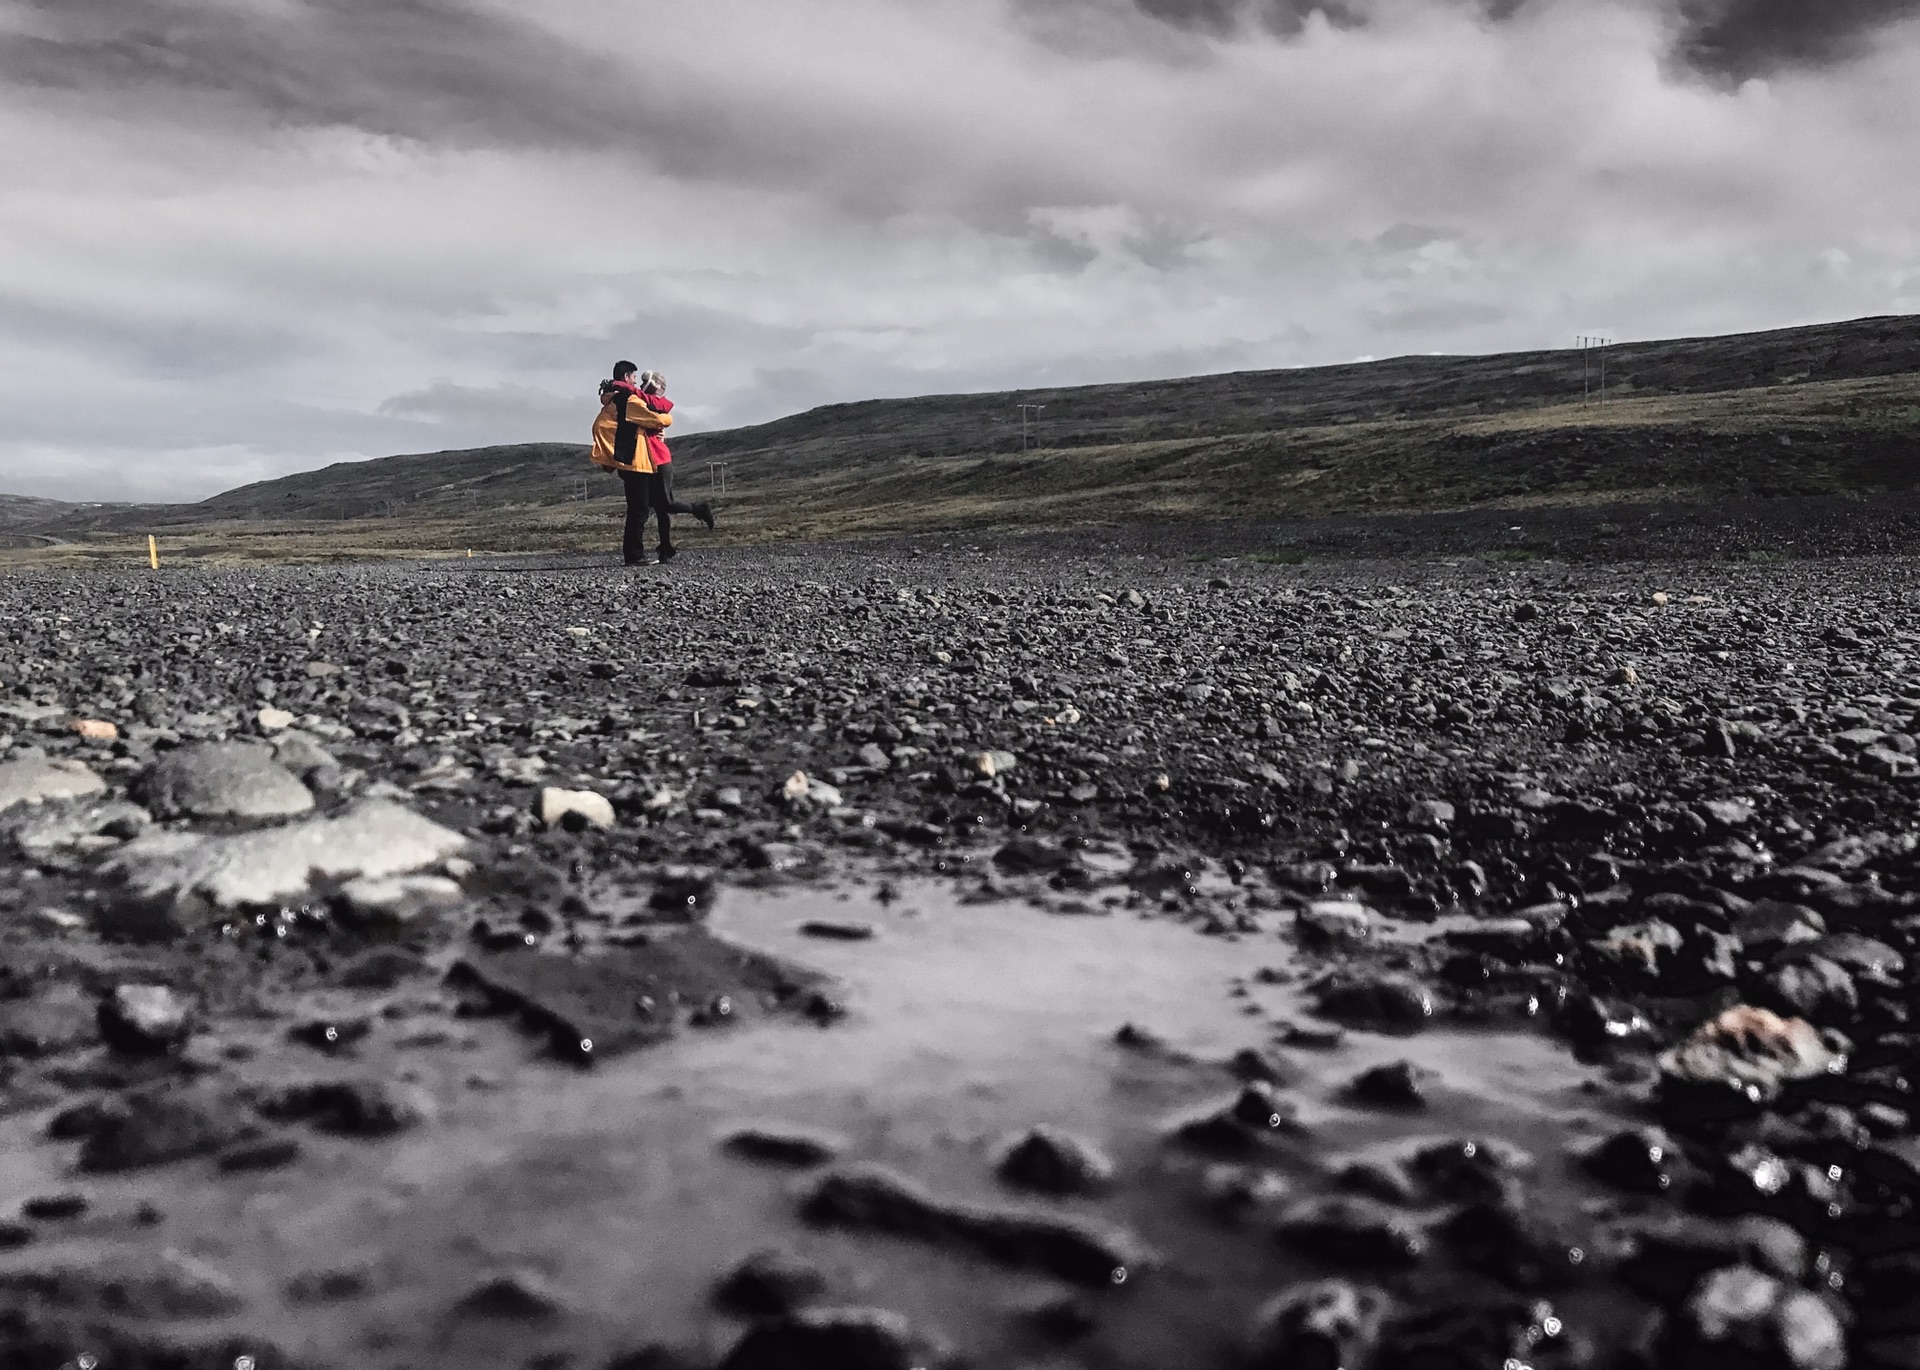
[8,313,1919,563]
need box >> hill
[10,312,1920,559]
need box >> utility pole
[1016,403,1046,452]
[1575,335,1615,405]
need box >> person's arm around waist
[625,396,672,432]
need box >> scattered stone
[1435,1199,1588,1291]
[447,929,823,1061]
[1309,972,1436,1026]
[1273,1196,1425,1266]
[218,1136,303,1172]
[1170,1082,1306,1156]
[718,1306,947,1370]
[20,1193,88,1220]
[96,984,194,1055]
[1669,1264,1846,1370]
[452,1269,570,1320]
[1580,1126,1684,1194]
[255,706,296,732]
[801,1163,1149,1287]
[71,1085,253,1172]
[1295,899,1377,946]
[800,920,876,941]
[286,1263,375,1303]
[995,1126,1116,1195]
[1622,1214,1809,1303]
[251,1078,434,1136]
[1200,1164,1293,1217]
[1348,1060,1433,1109]
[335,873,464,924]
[136,741,315,819]
[1658,1004,1845,1126]
[1245,1278,1390,1370]
[721,1126,845,1167]
[536,786,616,830]
[68,718,118,741]
[713,1248,828,1315]
[103,798,466,911]
[0,756,106,814]
[1405,1136,1533,1203]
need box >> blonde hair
[639,371,667,395]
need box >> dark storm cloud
[1091,0,1913,77]
[1672,0,1920,80]
[0,0,606,148]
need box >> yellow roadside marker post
[147,535,158,570]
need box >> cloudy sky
[2,0,1917,502]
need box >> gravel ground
[1,538,1918,1370]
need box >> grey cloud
[1366,300,1506,333]
[377,381,580,439]
[1133,0,1364,38]
[1671,0,1920,79]
[1376,224,1452,252]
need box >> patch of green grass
[1245,549,1308,565]
[1743,548,1791,564]
[1186,553,1218,563]
[1484,548,1538,562]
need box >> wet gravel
[0,539,1918,1369]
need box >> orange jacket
[591,391,672,474]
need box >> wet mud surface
[0,540,1918,1368]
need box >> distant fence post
[147,535,158,570]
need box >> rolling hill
[10,312,1920,559]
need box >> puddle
[0,884,1647,1368]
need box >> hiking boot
[693,502,716,530]
[624,554,654,566]
[658,545,679,563]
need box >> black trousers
[618,471,654,563]
[647,466,696,549]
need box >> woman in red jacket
[632,371,715,563]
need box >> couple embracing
[591,361,714,566]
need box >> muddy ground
[0,529,1917,1370]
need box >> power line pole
[1016,403,1046,452]
[1574,336,1613,405]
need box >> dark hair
[612,360,637,381]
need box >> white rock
[1298,900,1378,944]
[0,756,106,814]
[1683,1265,1845,1370]
[13,800,150,854]
[255,707,296,732]
[338,874,465,920]
[536,787,615,830]
[103,799,466,910]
